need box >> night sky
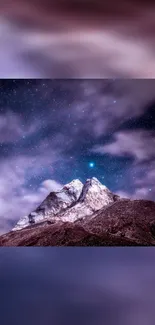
[0,79,155,234]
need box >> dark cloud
[0,0,155,77]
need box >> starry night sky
[0,79,155,233]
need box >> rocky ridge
[0,177,155,246]
[12,177,118,231]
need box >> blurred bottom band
[0,247,155,325]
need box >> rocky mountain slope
[12,179,84,231]
[0,177,155,246]
[12,177,119,231]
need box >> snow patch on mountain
[12,215,29,231]
[59,177,115,222]
[12,177,119,231]
[12,179,83,231]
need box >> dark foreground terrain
[1,199,155,246]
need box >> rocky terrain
[0,177,155,246]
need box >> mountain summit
[12,177,118,231]
[1,177,155,246]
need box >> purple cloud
[1,1,155,77]
[91,130,155,161]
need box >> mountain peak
[79,177,109,203]
[64,179,83,187]
[88,177,100,182]
[12,177,115,231]
[62,179,83,201]
[86,177,107,188]
[54,176,115,223]
[3,198,155,246]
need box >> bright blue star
[89,162,95,168]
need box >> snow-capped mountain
[12,179,83,231]
[12,177,119,231]
[58,177,119,222]
[2,178,155,246]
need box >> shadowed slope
[1,199,155,246]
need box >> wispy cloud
[0,158,63,234]
[0,110,40,143]
[1,0,155,78]
[0,143,63,234]
[91,129,155,200]
[91,130,155,161]
[0,80,155,233]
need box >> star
[89,162,95,168]
[0,79,154,237]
